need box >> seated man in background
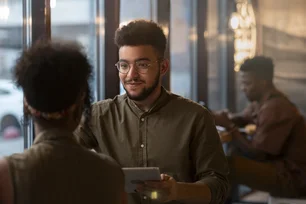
[0,40,126,204]
[76,19,229,204]
[214,56,306,200]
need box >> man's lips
[125,81,144,85]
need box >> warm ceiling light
[230,13,240,30]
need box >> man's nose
[126,64,139,78]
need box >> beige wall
[258,0,306,37]
[255,0,306,115]
[256,0,306,53]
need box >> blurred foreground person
[0,40,126,204]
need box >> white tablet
[122,167,161,193]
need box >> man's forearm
[175,182,211,204]
[229,114,250,127]
[231,129,266,160]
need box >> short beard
[124,70,160,101]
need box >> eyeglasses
[115,60,160,74]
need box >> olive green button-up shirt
[76,87,229,204]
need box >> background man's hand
[213,110,233,129]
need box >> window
[207,0,223,110]
[256,0,306,116]
[51,0,102,101]
[170,0,196,100]
[119,0,152,95]
[120,0,151,25]
[0,0,24,157]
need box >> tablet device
[122,167,161,193]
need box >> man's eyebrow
[135,58,151,61]
[118,58,151,63]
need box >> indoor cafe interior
[0,0,305,203]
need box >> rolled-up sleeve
[191,109,230,203]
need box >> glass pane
[0,0,24,157]
[119,0,151,95]
[258,0,306,117]
[120,0,151,24]
[236,72,248,112]
[207,0,223,110]
[51,0,101,101]
[207,0,230,111]
[170,0,195,99]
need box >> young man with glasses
[76,19,229,204]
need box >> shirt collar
[259,86,284,106]
[33,128,77,145]
[127,86,171,117]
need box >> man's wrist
[174,182,183,200]
[225,123,237,130]
[174,182,211,202]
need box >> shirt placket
[139,114,151,204]
[139,114,148,167]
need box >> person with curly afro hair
[0,39,126,204]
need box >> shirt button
[143,196,147,199]
[140,144,145,148]
[141,118,145,122]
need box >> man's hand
[219,131,233,143]
[213,110,233,129]
[136,174,178,202]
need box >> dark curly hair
[115,19,167,58]
[240,56,274,82]
[14,39,93,125]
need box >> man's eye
[137,63,149,68]
[120,63,129,69]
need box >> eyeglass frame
[115,59,163,74]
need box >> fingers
[141,188,170,202]
[145,181,169,189]
[135,184,145,192]
[219,132,232,143]
[135,184,170,202]
[161,173,171,181]
[136,181,168,192]
[135,174,175,202]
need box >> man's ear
[160,59,169,76]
